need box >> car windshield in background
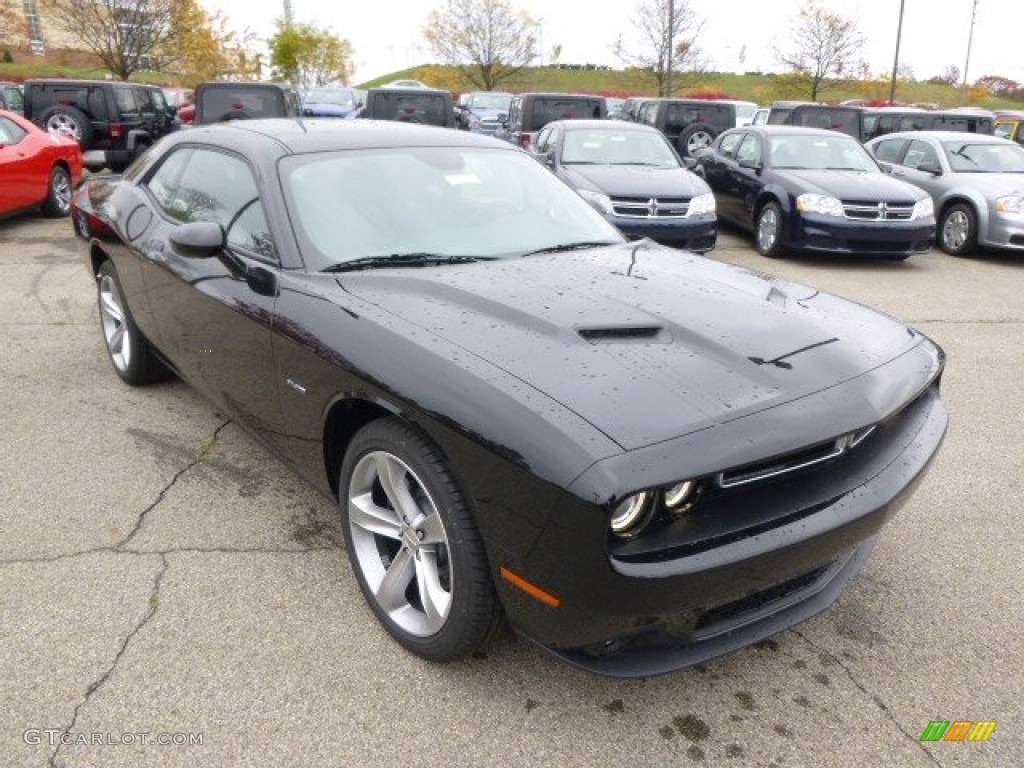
[561,129,680,167]
[944,141,1024,173]
[202,88,282,118]
[768,134,879,172]
[281,147,622,269]
[306,88,354,106]
[734,103,757,122]
[470,93,512,110]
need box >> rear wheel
[41,166,72,217]
[96,261,170,385]
[40,105,93,147]
[678,124,718,157]
[340,418,499,661]
[939,203,977,256]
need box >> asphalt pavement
[1,213,1020,767]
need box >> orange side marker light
[500,567,561,609]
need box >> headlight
[796,193,844,217]
[664,480,699,511]
[610,491,653,537]
[687,192,716,217]
[996,195,1024,214]
[578,189,614,215]
[911,196,934,220]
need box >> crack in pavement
[0,544,343,567]
[792,629,943,768]
[48,554,169,768]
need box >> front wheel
[755,201,788,258]
[939,203,977,256]
[340,418,499,661]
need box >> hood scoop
[578,325,666,344]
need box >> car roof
[868,130,1013,143]
[173,118,511,155]
[729,125,857,138]
[549,119,661,132]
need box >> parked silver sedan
[865,131,1024,256]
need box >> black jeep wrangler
[23,78,175,171]
[496,92,607,148]
[356,87,455,128]
[635,99,736,157]
[193,81,301,124]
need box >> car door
[729,133,766,227]
[887,138,946,198]
[700,131,743,222]
[0,116,38,211]
[139,145,283,435]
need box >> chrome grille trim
[716,425,877,488]
[841,201,916,221]
[610,197,691,219]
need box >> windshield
[561,129,681,167]
[306,88,355,106]
[943,141,1024,173]
[768,134,879,172]
[469,92,512,111]
[733,103,757,121]
[281,146,623,270]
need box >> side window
[3,87,24,112]
[0,116,28,144]
[638,103,657,126]
[735,134,761,165]
[534,127,551,151]
[147,148,276,262]
[994,123,1013,139]
[718,132,742,159]
[902,140,939,170]
[873,138,908,164]
[114,87,140,120]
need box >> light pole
[665,0,674,97]
[961,0,979,105]
[889,0,906,104]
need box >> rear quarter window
[528,99,603,131]
[200,88,285,120]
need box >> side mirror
[738,158,761,170]
[917,162,942,176]
[682,157,697,170]
[169,221,224,257]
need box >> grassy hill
[361,64,1023,111]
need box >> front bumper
[980,210,1024,251]
[613,215,718,253]
[496,371,947,677]
[790,213,934,256]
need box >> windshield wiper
[322,253,487,273]
[521,241,619,257]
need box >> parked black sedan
[72,120,947,677]
[695,125,936,258]
[530,120,717,252]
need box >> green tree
[268,20,354,90]
[775,0,864,101]
[166,2,252,85]
[613,0,706,97]
[423,0,537,91]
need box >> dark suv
[774,103,995,143]
[193,81,301,124]
[24,79,174,170]
[496,92,607,148]
[356,87,455,127]
[635,99,736,157]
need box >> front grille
[610,197,690,219]
[842,200,916,220]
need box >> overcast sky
[200,0,1016,87]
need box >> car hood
[948,171,1024,196]
[775,169,927,201]
[339,243,925,451]
[561,165,708,198]
[304,103,355,116]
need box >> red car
[0,109,83,218]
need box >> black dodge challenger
[72,120,948,677]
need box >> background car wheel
[340,418,499,661]
[41,165,72,218]
[939,203,977,256]
[755,201,788,258]
[678,124,718,157]
[96,261,170,386]
[40,105,93,147]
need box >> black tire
[340,417,499,661]
[41,165,72,218]
[39,105,94,148]
[95,260,171,386]
[938,202,978,256]
[677,123,719,158]
[755,201,788,258]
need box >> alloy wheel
[943,210,969,251]
[687,130,714,155]
[347,450,453,637]
[46,113,82,142]
[52,170,71,214]
[758,207,779,253]
[99,273,131,373]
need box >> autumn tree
[0,0,27,52]
[166,2,250,85]
[613,0,706,97]
[775,0,864,100]
[423,0,536,91]
[40,0,188,79]
[268,21,354,90]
